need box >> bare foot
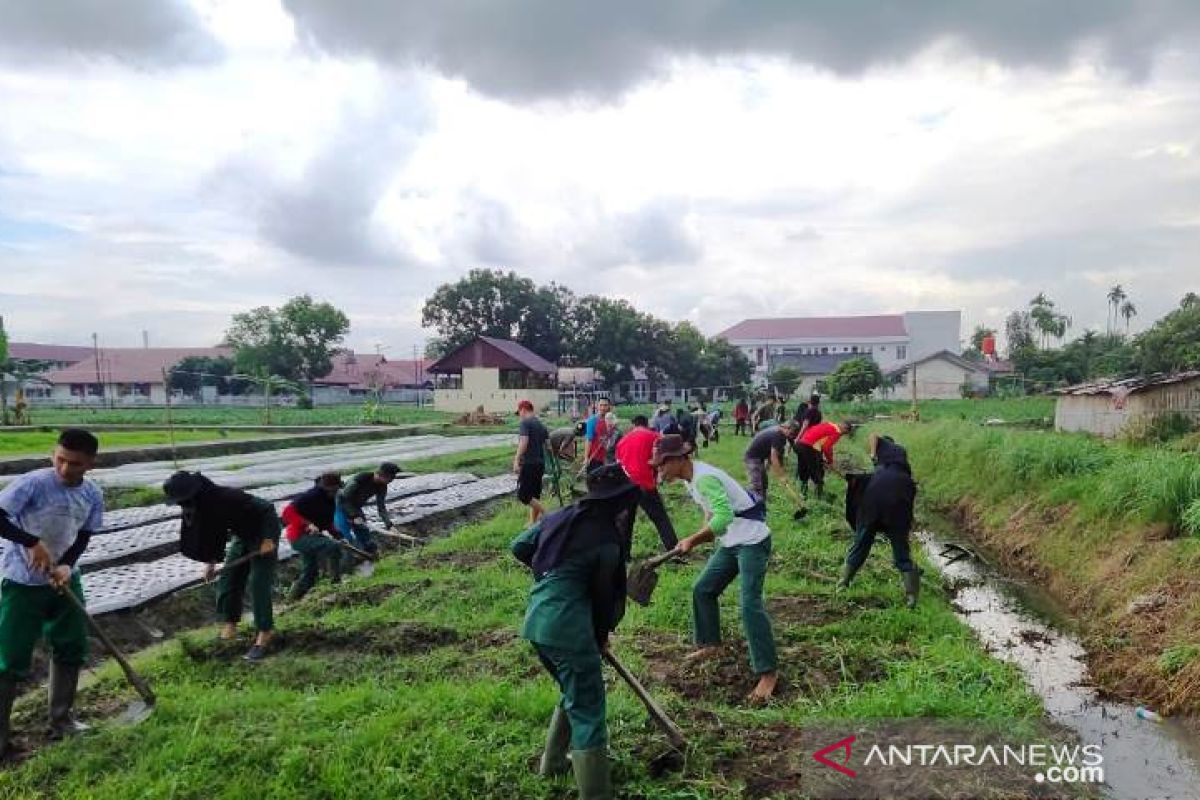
[747,672,779,704]
[684,645,722,664]
[219,623,237,641]
[255,630,273,648]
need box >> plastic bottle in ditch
[1136,706,1163,723]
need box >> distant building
[718,311,962,384]
[1053,371,1200,437]
[41,347,231,403]
[426,336,557,414]
[885,350,991,400]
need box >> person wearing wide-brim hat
[163,470,281,662]
[510,464,638,800]
[651,434,780,704]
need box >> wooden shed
[1053,371,1200,437]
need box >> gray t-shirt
[745,427,788,462]
[0,468,103,586]
[548,427,577,460]
[519,416,550,464]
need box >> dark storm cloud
[0,0,220,65]
[283,0,1200,99]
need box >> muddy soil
[768,593,889,628]
[413,550,498,570]
[182,621,461,662]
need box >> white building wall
[903,310,962,360]
[892,357,984,400]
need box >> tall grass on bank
[883,420,1200,536]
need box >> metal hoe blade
[115,699,155,726]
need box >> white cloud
[1,1,1199,356]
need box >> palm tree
[1106,285,1126,333]
[1120,300,1137,331]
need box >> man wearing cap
[795,420,853,499]
[163,470,280,662]
[514,400,550,524]
[614,414,677,551]
[280,473,346,601]
[335,462,402,555]
[839,434,921,607]
[743,420,799,502]
[653,434,779,704]
[0,429,103,751]
[511,464,637,800]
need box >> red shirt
[615,426,659,491]
[799,421,842,463]
[586,418,610,464]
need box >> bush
[1158,644,1200,676]
[1183,499,1200,538]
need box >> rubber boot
[902,569,921,608]
[327,550,344,585]
[537,706,572,777]
[0,674,18,756]
[287,580,310,602]
[571,748,612,800]
[836,562,858,591]
[48,663,89,738]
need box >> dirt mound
[454,406,506,426]
[713,721,808,798]
[303,580,430,611]
[414,550,497,570]
[768,594,889,628]
[182,621,460,661]
[635,634,888,706]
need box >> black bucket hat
[649,434,694,466]
[581,464,638,503]
[163,471,207,505]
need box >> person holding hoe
[511,464,638,800]
[743,419,800,503]
[335,461,402,555]
[795,419,854,499]
[838,434,921,607]
[280,472,346,601]
[0,429,103,753]
[653,434,779,704]
[164,471,281,662]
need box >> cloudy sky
[2,0,1199,353]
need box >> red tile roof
[42,348,231,384]
[317,353,431,388]
[8,342,96,363]
[427,336,556,374]
[718,315,907,341]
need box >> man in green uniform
[164,471,281,662]
[511,464,637,800]
[0,429,103,753]
[653,434,779,704]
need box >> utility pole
[91,333,105,407]
[142,330,150,349]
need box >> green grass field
[0,434,1049,799]
[22,405,453,428]
[0,429,266,459]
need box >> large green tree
[767,366,803,400]
[826,357,883,401]
[1135,296,1200,374]
[223,295,350,384]
[421,269,574,361]
[167,355,248,395]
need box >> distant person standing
[796,393,823,437]
[584,399,613,473]
[0,429,103,750]
[615,415,677,551]
[733,399,750,436]
[514,400,551,524]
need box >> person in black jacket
[281,473,345,601]
[837,434,920,606]
[335,462,401,555]
[164,471,281,662]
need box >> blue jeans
[334,504,377,554]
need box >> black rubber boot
[0,673,18,756]
[48,662,89,738]
[836,563,859,591]
[902,569,922,608]
[537,706,571,777]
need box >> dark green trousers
[0,575,88,678]
[216,539,277,632]
[291,534,343,596]
[534,644,607,750]
[692,538,778,674]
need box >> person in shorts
[514,399,550,523]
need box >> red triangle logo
[812,734,857,777]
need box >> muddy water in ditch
[919,532,1200,800]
